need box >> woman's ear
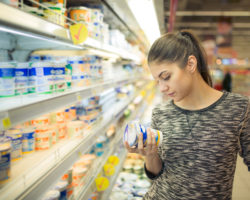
[186,55,197,73]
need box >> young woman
[125,30,250,200]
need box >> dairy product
[0,62,15,97]
[42,190,60,200]
[15,62,29,95]
[66,120,84,138]
[54,181,68,200]
[22,127,35,153]
[123,121,163,147]
[0,137,11,183]
[6,129,23,160]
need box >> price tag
[103,164,115,177]
[76,93,82,102]
[107,155,120,166]
[95,177,109,191]
[70,23,88,45]
[0,112,11,130]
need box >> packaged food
[0,62,15,97]
[42,190,60,200]
[31,115,50,126]
[66,120,84,138]
[54,61,66,92]
[6,129,23,160]
[35,128,52,150]
[0,137,11,183]
[54,181,68,200]
[22,127,36,153]
[72,167,87,187]
[48,125,58,145]
[69,7,91,22]
[70,106,76,120]
[57,123,66,139]
[15,62,29,95]
[29,62,54,94]
[124,121,163,147]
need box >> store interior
[0,0,249,200]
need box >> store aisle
[232,156,250,200]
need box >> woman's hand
[124,128,158,157]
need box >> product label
[0,68,15,78]
[15,68,28,77]
[0,148,11,181]
[0,78,15,96]
[22,132,35,152]
[6,136,22,159]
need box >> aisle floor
[232,156,250,200]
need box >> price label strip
[95,177,109,191]
[70,23,88,45]
[0,111,12,130]
[103,163,115,177]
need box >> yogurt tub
[0,62,15,97]
[29,61,54,94]
[74,157,92,168]
[22,127,35,154]
[6,129,23,160]
[123,121,163,147]
[69,7,91,22]
[0,137,11,183]
[31,115,50,126]
[57,123,66,139]
[42,190,60,200]
[48,125,58,145]
[72,167,87,187]
[54,181,68,200]
[67,120,84,138]
[35,129,52,150]
[15,62,30,95]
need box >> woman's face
[149,62,193,102]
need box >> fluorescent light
[127,0,161,45]
[0,26,83,49]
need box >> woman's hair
[147,30,212,86]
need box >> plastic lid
[42,190,60,200]
[73,167,88,175]
[22,127,36,134]
[6,129,22,135]
[0,137,11,151]
[124,123,137,147]
[54,181,68,191]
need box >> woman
[125,30,250,200]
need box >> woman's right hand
[124,128,158,157]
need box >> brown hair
[147,30,212,86]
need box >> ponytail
[148,30,213,86]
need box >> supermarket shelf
[100,148,127,200]
[0,76,139,130]
[77,91,148,199]
[0,93,136,200]
[0,3,141,62]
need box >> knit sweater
[143,92,250,200]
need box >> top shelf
[0,3,141,63]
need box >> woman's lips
[168,92,175,97]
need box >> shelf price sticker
[103,163,115,177]
[95,177,109,191]
[70,23,88,45]
[107,155,120,166]
[0,112,11,130]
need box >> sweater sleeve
[144,106,165,180]
[239,99,250,171]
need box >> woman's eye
[163,75,171,81]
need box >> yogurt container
[6,129,23,160]
[0,137,11,183]
[42,190,60,200]
[123,121,163,147]
[0,62,15,97]
[66,120,84,138]
[29,61,54,94]
[15,62,29,95]
[72,167,87,187]
[54,181,68,200]
[35,128,52,150]
[22,127,35,154]
[31,115,50,126]
[54,61,66,92]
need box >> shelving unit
[0,76,140,130]
[0,1,148,200]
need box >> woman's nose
[159,81,169,93]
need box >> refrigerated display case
[0,1,152,199]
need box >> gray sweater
[143,92,250,200]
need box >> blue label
[22,131,35,139]
[0,148,11,180]
[15,68,28,77]
[29,67,53,76]
[78,61,84,64]
[0,68,15,77]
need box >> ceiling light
[127,0,161,45]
